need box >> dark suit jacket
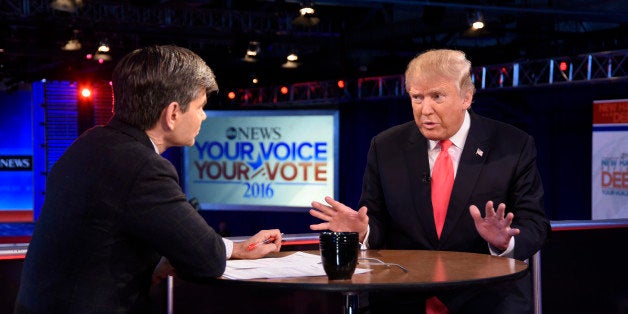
[360,111,550,313]
[15,116,226,314]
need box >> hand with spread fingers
[309,196,369,243]
[469,201,521,252]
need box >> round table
[212,249,529,313]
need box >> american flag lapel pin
[476,148,484,157]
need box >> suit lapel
[440,113,491,243]
[403,127,440,246]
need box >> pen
[246,233,284,251]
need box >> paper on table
[223,251,371,280]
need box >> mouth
[421,121,438,128]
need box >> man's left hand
[469,200,520,251]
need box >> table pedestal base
[343,291,359,314]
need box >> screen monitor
[183,109,339,212]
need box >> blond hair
[405,49,475,96]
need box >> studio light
[246,42,260,57]
[61,29,81,51]
[286,53,299,62]
[243,41,261,62]
[282,52,300,68]
[292,1,320,27]
[80,87,92,98]
[282,61,298,69]
[50,0,83,13]
[300,7,315,16]
[470,11,485,30]
[97,41,110,53]
[61,39,81,51]
[94,53,111,62]
[94,40,112,62]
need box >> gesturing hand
[469,200,520,251]
[309,196,369,243]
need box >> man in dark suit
[310,49,550,313]
[15,45,283,314]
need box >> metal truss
[227,50,628,106]
[0,0,337,36]
[472,50,628,89]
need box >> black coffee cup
[319,231,359,280]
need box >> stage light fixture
[94,40,112,62]
[94,52,111,62]
[61,39,81,51]
[300,7,314,16]
[282,53,300,69]
[246,41,260,57]
[243,41,261,62]
[97,41,110,53]
[287,53,298,62]
[61,29,82,51]
[470,11,485,30]
[292,1,320,27]
[80,87,92,98]
[50,0,83,13]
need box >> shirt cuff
[488,236,515,258]
[360,225,371,250]
[223,238,234,259]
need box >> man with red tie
[310,49,549,314]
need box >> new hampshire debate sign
[184,110,339,212]
[592,99,628,219]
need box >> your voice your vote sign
[183,110,339,212]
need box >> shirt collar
[428,110,471,150]
[147,136,160,154]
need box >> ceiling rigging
[1,0,627,91]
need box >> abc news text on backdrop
[184,110,338,212]
[592,99,628,219]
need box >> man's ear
[462,90,473,110]
[163,102,180,130]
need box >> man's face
[407,76,472,141]
[172,89,207,147]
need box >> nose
[421,99,435,115]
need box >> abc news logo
[225,127,282,141]
[0,155,32,171]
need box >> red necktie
[431,139,454,239]
[427,140,453,314]
[426,256,449,314]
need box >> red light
[227,91,236,100]
[86,54,93,60]
[337,80,345,89]
[559,62,568,71]
[80,88,92,98]
[280,86,289,95]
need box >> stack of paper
[223,251,371,280]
